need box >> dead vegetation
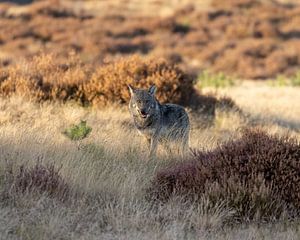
[83,55,194,106]
[0,54,235,117]
[1,0,300,79]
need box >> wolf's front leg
[149,137,158,159]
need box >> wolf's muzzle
[138,109,148,118]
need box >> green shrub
[63,120,92,141]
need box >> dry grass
[0,80,299,239]
[213,81,300,133]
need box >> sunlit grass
[0,81,300,239]
[197,70,236,89]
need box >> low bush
[0,54,225,115]
[12,163,70,201]
[0,53,241,121]
[82,55,195,106]
[0,54,194,105]
[0,54,91,103]
[148,129,300,221]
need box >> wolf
[128,84,190,158]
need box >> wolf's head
[128,85,158,119]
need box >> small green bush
[63,120,92,141]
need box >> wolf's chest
[137,127,156,138]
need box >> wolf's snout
[138,109,148,118]
[140,109,147,115]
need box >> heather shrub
[0,53,244,124]
[82,55,195,106]
[148,129,300,221]
[0,54,221,115]
[11,163,70,201]
[0,54,91,103]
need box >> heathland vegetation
[0,0,300,239]
[1,0,300,79]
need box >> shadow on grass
[248,112,300,132]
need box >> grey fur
[128,85,190,158]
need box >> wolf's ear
[149,85,157,96]
[128,84,135,96]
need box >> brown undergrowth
[0,54,237,116]
[0,54,193,106]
